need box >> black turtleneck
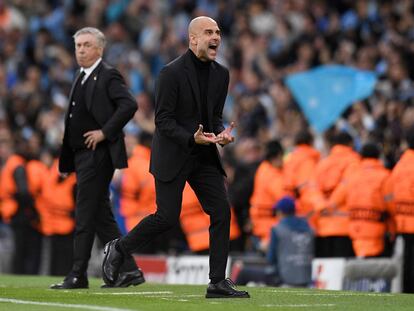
[188,50,218,163]
[189,49,211,132]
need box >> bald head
[188,16,217,36]
[188,16,221,62]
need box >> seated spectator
[235,196,314,287]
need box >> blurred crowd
[1,0,414,291]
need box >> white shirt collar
[81,57,102,82]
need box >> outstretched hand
[194,124,217,145]
[216,122,235,145]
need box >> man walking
[51,27,144,289]
[102,17,249,298]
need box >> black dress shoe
[206,278,250,298]
[50,276,89,289]
[102,239,124,285]
[101,269,146,288]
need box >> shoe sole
[102,275,145,288]
[116,275,146,288]
[50,285,89,290]
[50,283,89,289]
[205,293,250,298]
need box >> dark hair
[405,125,414,149]
[360,142,381,159]
[139,131,153,148]
[265,140,283,160]
[334,131,353,146]
[294,129,313,145]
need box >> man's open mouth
[209,44,218,51]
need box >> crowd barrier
[312,237,404,293]
[0,232,404,293]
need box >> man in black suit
[51,27,144,289]
[102,17,249,298]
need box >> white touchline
[0,298,136,311]
[265,290,393,297]
[289,293,392,297]
[261,304,336,308]
[91,291,173,295]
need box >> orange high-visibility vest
[315,145,360,237]
[0,154,25,223]
[249,160,283,242]
[180,184,240,252]
[119,145,156,232]
[25,159,49,231]
[330,159,391,257]
[39,159,76,235]
[283,144,325,226]
[389,149,414,234]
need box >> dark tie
[78,71,86,85]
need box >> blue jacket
[267,215,314,286]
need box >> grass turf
[0,274,414,311]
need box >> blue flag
[285,65,377,133]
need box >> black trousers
[121,153,231,280]
[72,145,136,276]
[315,236,355,258]
[402,234,414,293]
[11,223,42,274]
[50,233,74,276]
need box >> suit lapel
[184,51,202,117]
[85,62,103,111]
[65,70,83,121]
[68,70,83,103]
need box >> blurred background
[1,0,414,293]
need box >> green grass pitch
[1,274,414,311]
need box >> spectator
[283,129,325,222]
[0,130,46,275]
[236,196,314,287]
[329,142,393,258]
[314,131,359,258]
[2,0,414,270]
[388,126,414,293]
[249,139,285,251]
[39,151,76,276]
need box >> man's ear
[189,34,197,46]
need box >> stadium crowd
[1,0,414,292]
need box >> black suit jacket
[150,50,229,182]
[59,61,138,173]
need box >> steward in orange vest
[0,154,26,223]
[330,143,393,258]
[283,130,326,224]
[249,140,284,250]
[118,131,183,253]
[40,157,76,276]
[120,143,156,232]
[389,127,414,292]
[314,132,359,257]
[0,137,47,275]
[117,131,175,253]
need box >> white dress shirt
[80,57,102,84]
